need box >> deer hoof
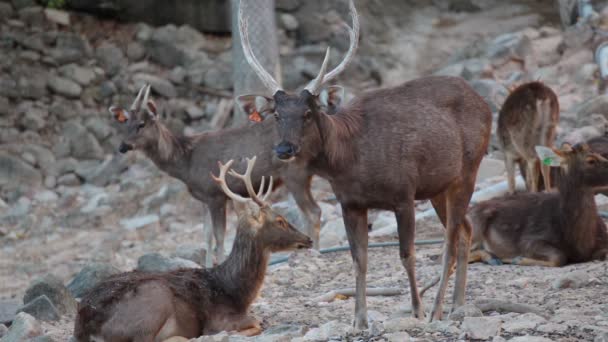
[486,257,503,266]
[352,316,369,331]
[511,256,523,265]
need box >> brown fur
[469,143,608,267]
[498,81,560,193]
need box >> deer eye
[586,157,598,165]
[276,217,288,228]
[137,122,145,130]
[303,110,312,120]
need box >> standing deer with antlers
[110,84,322,266]
[74,156,313,341]
[236,0,492,327]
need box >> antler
[211,156,273,207]
[130,84,146,111]
[238,2,283,95]
[304,0,360,95]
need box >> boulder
[95,42,126,76]
[67,263,121,298]
[23,274,77,316]
[62,121,104,160]
[58,64,96,86]
[133,73,177,98]
[17,295,60,321]
[47,76,82,98]
[136,252,201,273]
[461,316,502,340]
[449,303,483,321]
[0,312,42,342]
[0,153,42,188]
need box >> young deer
[469,143,608,267]
[236,0,492,326]
[110,85,321,266]
[73,156,312,341]
[498,81,560,194]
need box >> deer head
[236,0,359,161]
[109,84,161,154]
[536,142,608,188]
[211,156,313,252]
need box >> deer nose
[118,142,133,153]
[274,142,297,160]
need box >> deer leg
[540,162,552,191]
[453,217,473,308]
[285,174,322,250]
[525,158,539,192]
[209,200,227,266]
[231,315,262,337]
[341,205,369,330]
[395,200,425,319]
[202,204,215,268]
[468,249,502,265]
[505,153,517,194]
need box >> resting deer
[110,84,321,266]
[235,0,492,327]
[498,81,559,194]
[73,156,313,341]
[469,143,608,267]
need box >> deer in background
[498,81,559,194]
[469,143,608,266]
[236,0,492,327]
[73,156,313,341]
[110,84,322,267]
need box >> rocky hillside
[2,0,608,341]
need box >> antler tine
[319,0,359,86]
[238,2,282,95]
[130,84,146,110]
[227,156,268,207]
[261,176,273,202]
[304,47,331,95]
[211,160,250,203]
[257,176,266,198]
[142,84,151,106]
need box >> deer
[235,0,492,327]
[73,156,313,341]
[467,143,608,267]
[109,84,322,267]
[498,81,560,194]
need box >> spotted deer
[235,0,492,326]
[498,81,560,194]
[110,84,322,266]
[73,156,312,341]
[469,143,608,267]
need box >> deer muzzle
[118,142,133,153]
[274,141,298,160]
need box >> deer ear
[318,86,344,112]
[145,100,157,121]
[109,106,130,123]
[237,95,275,122]
[535,146,562,166]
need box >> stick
[311,287,403,303]
[474,299,548,319]
[210,98,234,130]
[195,85,233,98]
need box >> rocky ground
[3,0,608,341]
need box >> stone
[536,322,568,334]
[470,79,509,113]
[20,107,47,132]
[503,313,546,333]
[33,190,58,203]
[169,66,186,84]
[0,312,42,341]
[95,42,126,76]
[18,6,44,27]
[126,41,146,61]
[56,173,80,186]
[596,332,608,342]
[279,13,299,31]
[263,324,307,337]
[424,320,460,334]
[62,121,104,160]
[84,117,112,141]
[449,304,483,321]
[47,76,82,98]
[552,270,593,289]
[49,98,82,120]
[461,316,502,340]
[186,105,205,120]
[485,33,534,66]
[0,299,20,325]
[67,263,121,298]
[384,332,411,342]
[192,331,230,342]
[23,274,77,316]
[136,253,201,273]
[383,317,423,332]
[133,73,177,98]
[508,336,553,342]
[0,324,7,337]
[302,320,351,341]
[477,158,506,182]
[276,0,301,11]
[172,245,206,266]
[17,74,47,100]
[120,214,160,230]
[58,64,96,86]
[203,63,232,90]
[0,153,42,188]
[44,8,69,26]
[0,3,15,21]
[11,0,35,10]
[0,97,8,116]
[575,95,608,124]
[16,295,60,321]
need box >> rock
[0,323,7,337]
[384,332,411,342]
[44,8,69,26]
[536,322,568,334]
[185,105,205,120]
[171,245,206,266]
[16,73,47,100]
[18,6,44,27]
[67,263,121,298]
[263,324,307,337]
[576,95,608,124]
[126,41,146,61]
[279,13,299,31]
[470,79,509,113]
[552,270,594,289]
[596,332,608,342]
[56,173,80,186]
[0,299,20,325]
[0,3,14,21]
[16,295,60,321]
[136,253,201,273]
[203,64,232,90]
[19,107,47,132]
[276,0,301,11]
[120,214,160,230]
[302,320,351,341]
[96,42,126,76]
[47,76,82,98]
[0,97,8,116]
[449,304,483,321]
[508,336,553,342]
[383,317,423,332]
[461,316,502,340]
[424,320,460,334]
[23,274,77,316]
[477,158,505,182]
[0,153,42,189]
[169,66,186,84]
[58,64,96,86]
[52,158,78,176]
[84,117,112,141]
[62,121,104,160]
[133,73,177,98]
[0,312,42,341]
[11,0,35,10]
[49,98,82,120]
[33,190,58,203]
[485,33,534,66]
[29,336,55,342]
[55,32,92,58]
[503,313,546,333]
[191,331,230,342]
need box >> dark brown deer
[498,81,559,194]
[110,85,321,267]
[468,143,608,267]
[235,0,492,327]
[73,156,312,341]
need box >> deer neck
[314,109,362,170]
[143,124,193,180]
[557,172,598,252]
[210,227,269,311]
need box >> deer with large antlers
[73,156,312,341]
[110,84,322,266]
[236,0,492,327]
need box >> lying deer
[498,81,559,194]
[110,84,321,266]
[469,143,608,266]
[73,156,312,341]
[236,0,492,326]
